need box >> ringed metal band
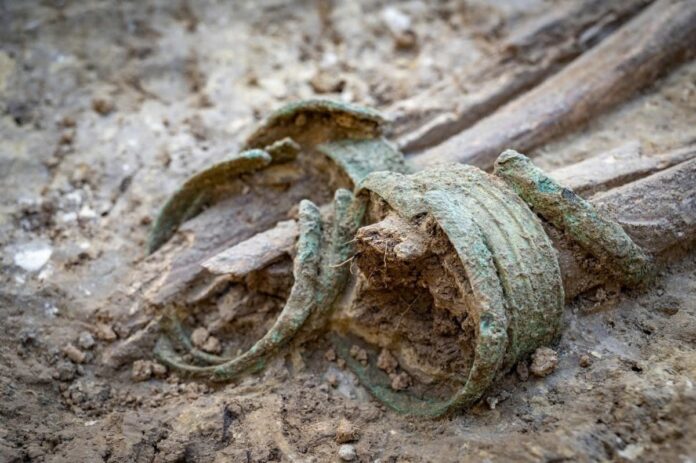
[152,100,406,379]
[347,164,565,416]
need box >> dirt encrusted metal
[146,100,653,418]
[494,150,654,286]
[348,164,564,416]
[148,99,407,254]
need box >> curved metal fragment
[148,100,407,254]
[156,189,368,380]
[245,99,386,149]
[494,150,653,286]
[148,149,272,253]
[155,199,323,378]
[318,138,412,185]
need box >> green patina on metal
[148,100,406,254]
[244,99,386,149]
[148,149,272,253]
[318,138,412,184]
[147,100,651,418]
[151,100,407,382]
[347,164,564,417]
[155,188,367,380]
[155,199,323,378]
[494,150,653,286]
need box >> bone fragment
[410,0,696,170]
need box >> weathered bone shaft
[410,0,696,170]
[550,142,696,196]
[391,0,650,153]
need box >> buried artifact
[141,99,692,417]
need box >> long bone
[390,0,651,152]
[197,143,696,284]
[409,0,696,170]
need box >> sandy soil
[1,1,695,462]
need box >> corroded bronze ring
[152,100,407,379]
[339,164,564,416]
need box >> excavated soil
[1,1,695,462]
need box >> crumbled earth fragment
[63,343,86,364]
[77,331,95,350]
[131,360,153,382]
[338,444,357,461]
[191,327,209,348]
[377,348,398,374]
[389,371,411,391]
[530,347,558,377]
[579,354,592,368]
[335,418,359,444]
[516,361,529,381]
[95,322,117,341]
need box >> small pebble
[579,354,592,368]
[78,331,95,350]
[191,327,209,348]
[131,360,153,382]
[324,348,337,362]
[389,371,411,391]
[152,362,168,378]
[95,322,117,341]
[53,360,77,382]
[349,345,368,365]
[327,373,338,388]
[63,343,86,364]
[377,348,398,374]
[202,335,222,354]
[338,444,357,461]
[530,347,558,377]
[92,97,114,115]
[335,418,359,444]
[395,30,418,50]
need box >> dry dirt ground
[1,1,695,462]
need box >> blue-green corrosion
[349,163,564,417]
[148,99,407,254]
[494,150,653,286]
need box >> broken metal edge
[245,99,387,149]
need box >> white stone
[338,444,357,461]
[381,7,411,34]
[13,243,52,272]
